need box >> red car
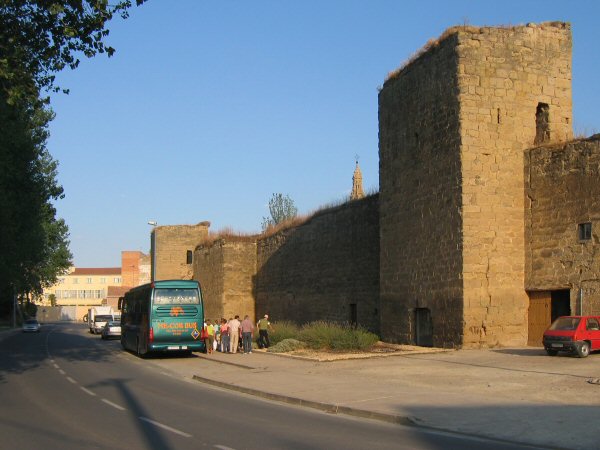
[543,316,600,358]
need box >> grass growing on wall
[268,321,379,352]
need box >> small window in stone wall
[534,102,550,145]
[578,223,592,241]
[186,250,193,264]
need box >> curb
[195,354,258,370]
[192,374,415,426]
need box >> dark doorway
[528,289,571,346]
[415,308,433,347]
[349,303,357,328]
[551,290,571,321]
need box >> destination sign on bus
[154,288,199,305]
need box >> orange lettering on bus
[170,306,184,317]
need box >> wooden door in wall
[528,291,551,346]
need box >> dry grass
[385,21,569,83]
[531,134,600,151]
[197,228,258,248]
[197,190,379,247]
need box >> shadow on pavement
[396,403,595,450]
[491,348,546,356]
[0,322,116,383]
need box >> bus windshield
[153,288,199,305]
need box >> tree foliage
[0,1,144,313]
[0,0,146,103]
[262,193,298,231]
[0,91,72,307]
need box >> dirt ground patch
[262,341,452,362]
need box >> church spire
[350,159,365,200]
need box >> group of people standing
[202,314,273,355]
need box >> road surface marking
[53,363,59,369]
[80,387,96,396]
[58,369,66,375]
[215,446,237,450]
[139,417,192,438]
[101,399,126,411]
[66,377,76,384]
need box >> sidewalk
[152,347,600,450]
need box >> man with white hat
[256,314,273,349]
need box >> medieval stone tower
[378,22,572,347]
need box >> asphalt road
[0,323,544,450]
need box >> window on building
[86,277,92,284]
[578,222,592,241]
[114,277,121,284]
[73,278,78,284]
[100,277,106,283]
[534,102,550,145]
[186,250,193,265]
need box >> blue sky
[48,1,600,267]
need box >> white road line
[139,417,192,438]
[58,369,66,375]
[80,387,96,397]
[101,399,126,411]
[53,363,59,369]
[66,377,76,384]
[214,445,237,450]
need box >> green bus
[120,280,205,356]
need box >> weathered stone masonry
[255,195,380,333]
[194,239,256,322]
[174,21,598,348]
[151,222,209,281]
[194,195,379,331]
[526,136,600,315]
[379,22,572,347]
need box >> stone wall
[379,33,464,347]
[457,22,572,347]
[152,222,209,281]
[379,22,572,347]
[526,136,600,314]
[194,239,256,321]
[255,195,380,333]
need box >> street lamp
[148,221,157,281]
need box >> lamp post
[148,221,157,282]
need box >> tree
[262,193,298,231]
[0,90,72,310]
[0,1,144,315]
[0,0,146,104]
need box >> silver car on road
[22,319,41,333]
